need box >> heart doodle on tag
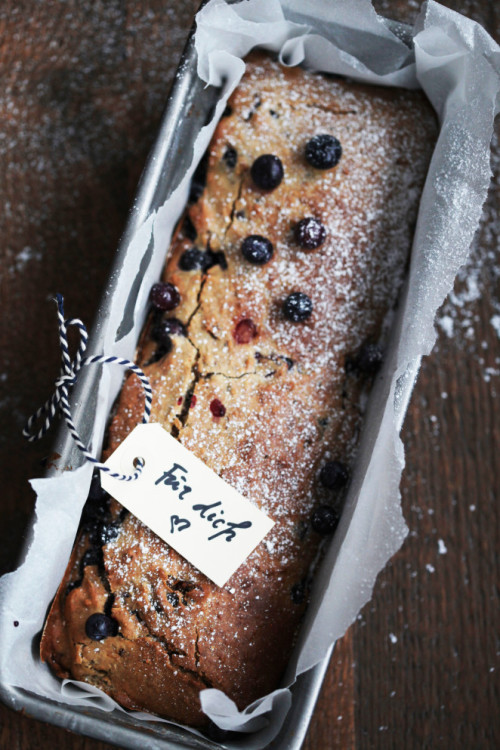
[170,514,191,533]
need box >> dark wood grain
[1,1,498,749]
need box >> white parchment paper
[1,0,499,747]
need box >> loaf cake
[40,53,437,728]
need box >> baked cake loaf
[41,53,436,728]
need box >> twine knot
[23,294,152,481]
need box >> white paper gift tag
[100,423,274,587]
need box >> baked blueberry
[189,151,209,203]
[234,318,257,344]
[153,318,185,344]
[85,613,118,641]
[152,324,173,351]
[241,235,274,265]
[250,154,284,190]
[204,249,228,271]
[182,215,197,241]
[179,247,205,271]
[319,460,349,491]
[166,592,180,608]
[223,146,237,168]
[294,217,327,249]
[150,338,172,363]
[291,582,306,605]
[283,292,313,322]
[305,134,342,169]
[210,398,226,417]
[356,343,383,375]
[87,471,108,503]
[81,547,102,569]
[150,282,180,311]
[311,505,340,535]
[98,522,121,545]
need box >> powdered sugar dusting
[56,54,437,713]
[435,129,500,382]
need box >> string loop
[23,294,152,481]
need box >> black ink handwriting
[170,515,191,533]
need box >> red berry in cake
[294,217,326,249]
[250,154,284,190]
[150,282,180,311]
[319,460,349,490]
[85,613,118,641]
[241,235,274,265]
[210,398,226,417]
[305,134,342,169]
[283,292,313,322]
[234,318,257,344]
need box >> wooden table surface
[0,1,498,748]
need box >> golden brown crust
[41,53,437,726]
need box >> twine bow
[23,294,152,481]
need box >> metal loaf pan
[0,8,341,750]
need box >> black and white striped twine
[23,294,152,481]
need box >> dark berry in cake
[210,398,226,417]
[182,215,197,241]
[283,292,313,322]
[85,613,118,641]
[234,318,257,344]
[241,235,274,265]
[291,582,306,605]
[356,343,384,375]
[203,249,228,271]
[150,282,180,311]
[98,522,121,545]
[150,339,172,363]
[179,247,205,271]
[250,154,284,190]
[87,471,108,503]
[152,325,173,352]
[319,460,349,491]
[223,146,237,168]
[189,151,209,203]
[294,217,327,249]
[81,547,102,569]
[166,592,180,608]
[153,318,185,345]
[81,481,109,531]
[305,134,342,169]
[311,505,340,535]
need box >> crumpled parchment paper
[1,0,498,746]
